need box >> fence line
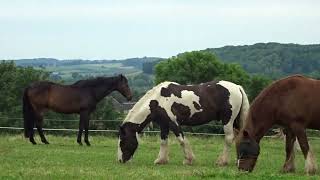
[2,126,320,140]
[0,126,222,136]
[0,116,123,122]
[1,116,320,139]
[0,116,225,128]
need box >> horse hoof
[183,158,193,165]
[216,156,229,166]
[85,141,91,146]
[154,158,168,165]
[42,140,50,144]
[282,164,295,173]
[306,168,317,175]
[216,160,228,167]
[78,141,83,146]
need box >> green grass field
[0,134,320,179]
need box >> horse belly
[48,94,81,114]
[180,112,217,126]
[307,114,320,130]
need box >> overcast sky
[1,0,319,60]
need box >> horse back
[250,75,320,129]
[26,81,91,113]
[162,81,242,125]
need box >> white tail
[238,86,250,129]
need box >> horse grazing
[23,74,132,146]
[118,80,249,165]
[236,75,319,175]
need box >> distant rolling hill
[203,42,320,77]
[7,57,162,82]
[7,42,320,79]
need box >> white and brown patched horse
[118,80,249,165]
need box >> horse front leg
[292,125,317,175]
[282,128,296,173]
[171,123,194,165]
[216,123,234,166]
[154,125,169,165]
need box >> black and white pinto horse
[118,80,249,165]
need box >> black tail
[23,87,35,138]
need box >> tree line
[204,42,320,78]
[155,51,271,101]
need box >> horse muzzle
[237,157,258,172]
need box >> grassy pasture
[0,134,320,179]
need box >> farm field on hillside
[43,63,141,81]
[0,134,320,179]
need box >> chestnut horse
[118,80,249,165]
[236,75,319,175]
[23,74,132,146]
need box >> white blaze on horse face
[217,81,242,125]
[123,81,202,125]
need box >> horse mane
[71,76,119,88]
[250,75,305,108]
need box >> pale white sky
[1,0,319,59]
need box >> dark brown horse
[23,74,132,146]
[236,75,319,175]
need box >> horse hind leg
[170,123,194,165]
[77,117,84,146]
[216,123,234,166]
[292,125,317,175]
[282,128,296,173]
[177,133,194,165]
[36,114,49,144]
[29,130,37,145]
[216,94,241,166]
[154,125,170,165]
[78,110,90,146]
[84,113,91,146]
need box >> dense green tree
[0,61,49,126]
[154,51,272,102]
[155,51,250,87]
[247,75,272,101]
[0,61,49,114]
[155,51,224,84]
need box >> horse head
[117,74,132,101]
[118,122,139,163]
[236,130,260,172]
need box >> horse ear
[243,130,249,138]
[119,74,124,80]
